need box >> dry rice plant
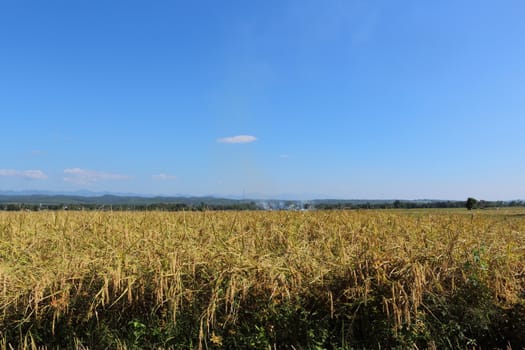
[0,209,524,349]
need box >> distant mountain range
[0,190,450,207]
[0,190,153,198]
[0,190,450,202]
[0,190,442,204]
[0,193,239,206]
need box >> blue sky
[1,0,524,200]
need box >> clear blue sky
[1,0,524,200]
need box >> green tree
[466,197,478,210]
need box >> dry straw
[0,209,524,348]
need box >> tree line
[0,202,260,212]
[311,199,524,210]
[1,199,523,211]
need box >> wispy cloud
[152,173,177,180]
[217,135,257,144]
[279,154,290,159]
[63,168,130,185]
[0,169,48,180]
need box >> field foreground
[1,210,524,349]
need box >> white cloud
[279,154,290,159]
[0,170,19,177]
[152,173,177,180]
[0,169,48,180]
[217,135,257,144]
[63,168,130,185]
